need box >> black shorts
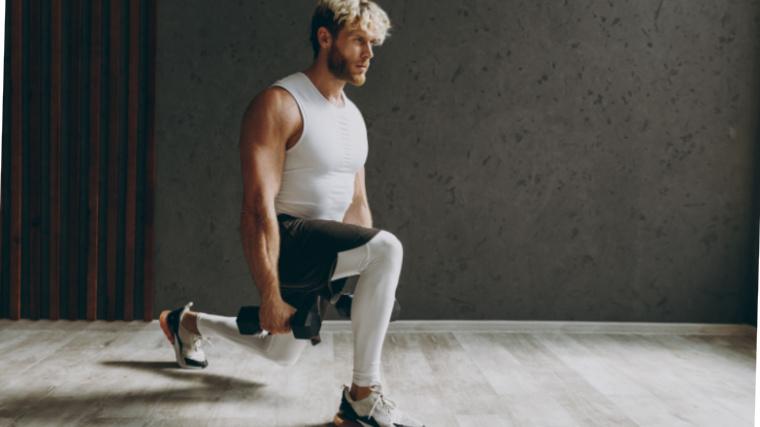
[277,214,380,309]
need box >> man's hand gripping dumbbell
[237,299,321,340]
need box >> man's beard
[327,43,366,86]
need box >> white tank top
[272,72,368,221]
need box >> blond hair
[310,0,391,58]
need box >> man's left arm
[343,167,373,228]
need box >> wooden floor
[0,320,755,427]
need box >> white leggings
[196,230,403,386]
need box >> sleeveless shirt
[272,72,368,221]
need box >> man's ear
[318,27,333,51]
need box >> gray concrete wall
[156,0,760,322]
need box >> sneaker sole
[159,310,175,345]
[159,309,205,370]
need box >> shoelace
[367,384,397,419]
[189,334,213,352]
[179,302,212,352]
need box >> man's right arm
[238,87,301,335]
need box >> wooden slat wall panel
[124,0,139,322]
[49,0,62,321]
[2,0,10,319]
[144,0,156,322]
[2,0,157,321]
[106,0,120,322]
[9,0,22,321]
[67,0,81,320]
[0,3,3,316]
[29,0,42,321]
[1,0,4,315]
[87,0,102,321]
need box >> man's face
[327,27,377,86]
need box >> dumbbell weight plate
[236,306,262,335]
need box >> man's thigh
[277,216,379,299]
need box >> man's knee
[263,346,303,367]
[369,230,403,266]
[259,336,307,366]
[273,354,300,367]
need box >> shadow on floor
[100,360,266,390]
[0,361,343,426]
[1,388,339,427]
[0,361,271,424]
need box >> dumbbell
[334,294,401,322]
[236,300,321,340]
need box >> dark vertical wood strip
[107,0,120,321]
[1,3,7,318]
[143,0,156,321]
[86,0,102,321]
[68,0,81,320]
[29,0,42,320]
[1,9,5,317]
[49,0,62,320]
[9,0,23,320]
[124,0,139,321]
[38,0,51,320]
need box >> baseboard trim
[321,320,758,336]
[0,319,755,337]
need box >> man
[158,1,425,426]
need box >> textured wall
[156,0,760,322]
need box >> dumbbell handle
[236,304,320,340]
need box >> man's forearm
[240,209,283,303]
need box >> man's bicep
[239,140,284,214]
[238,92,292,213]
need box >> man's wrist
[261,291,284,306]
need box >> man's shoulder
[271,72,305,87]
[246,86,299,119]
[256,86,296,104]
[248,72,303,107]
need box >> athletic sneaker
[159,302,208,369]
[333,383,425,427]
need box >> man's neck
[303,61,346,108]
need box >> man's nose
[363,42,374,59]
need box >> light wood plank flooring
[0,320,755,426]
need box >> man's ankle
[350,383,372,401]
[181,311,201,335]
